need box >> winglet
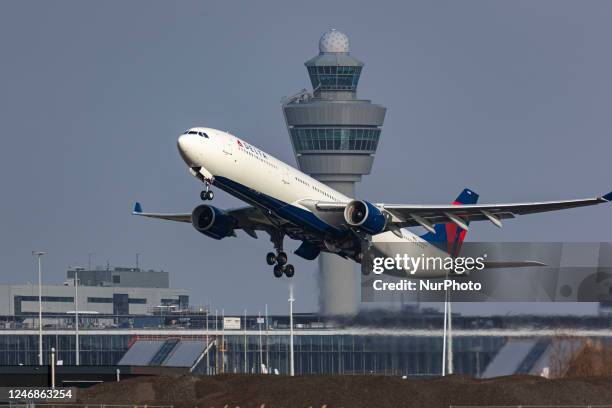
[454,188,479,205]
[133,202,143,214]
[603,191,612,202]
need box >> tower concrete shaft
[282,29,386,315]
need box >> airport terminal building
[0,266,188,326]
[2,289,612,377]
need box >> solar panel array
[118,338,207,368]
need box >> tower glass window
[307,66,362,91]
[291,128,380,152]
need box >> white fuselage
[178,127,349,205]
[177,127,450,277]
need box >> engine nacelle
[191,205,235,240]
[343,200,386,235]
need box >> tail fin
[420,188,479,256]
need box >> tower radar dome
[319,29,349,54]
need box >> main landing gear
[200,180,214,201]
[267,251,294,278]
[267,231,295,278]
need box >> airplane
[133,127,612,278]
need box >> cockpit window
[185,130,209,138]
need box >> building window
[291,127,380,152]
[307,65,362,91]
[88,297,145,304]
[88,297,113,303]
[18,295,74,303]
[112,275,120,284]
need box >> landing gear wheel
[266,252,277,266]
[200,190,214,200]
[284,264,295,278]
[276,251,288,266]
[273,264,284,278]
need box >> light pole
[205,306,210,374]
[441,271,453,376]
[441,286,453,376]
[243,309,247,374]
[288,284,295,377]
[33,251,46,366]
[50,347,56,389]
[442,295,447,376]
[258,311,263,373]
[447,298,453,375]
[221,308,225,374]
[215,309,218,374]
[74,269,80,366]
[265,304,269,370]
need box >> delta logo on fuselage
[237,139,268,159]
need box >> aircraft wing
[316,190,612,232]
[132,202,274,237]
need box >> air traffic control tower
[282,29,386,315]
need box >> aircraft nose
[177,133,200,165]
[177,133,190,151]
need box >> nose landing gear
[200,190,214,201]
[200,180,214,201]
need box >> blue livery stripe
[212,176,345,238]
[455,188,479,205]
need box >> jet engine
[191,204,235,240]
[343,200,386,235]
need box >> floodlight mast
[33,251,46,366]
[289,284,295,376]
[75,269,80,366]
